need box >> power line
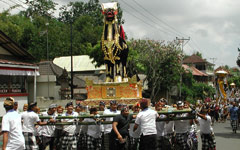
[0,0,22,11]
[119,0,178,37]
[121,0,205,54]
[8,0,27,9]
[119,0,175,36]
[0,0,10,6]
[131,0,188,38]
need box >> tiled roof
[0,59,35,66]
[183,64,208,76]
[183,54,208,64]
[38,61,62,76]
[0,30,34,60]
[37,61,85,87]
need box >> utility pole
[209,58,217,65]
[70,19,74,100]
[46,22,49,99]
[176,37,190,100]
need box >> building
[0,30,39,115]
[37,61,86,100]
[53,55,106,83]
[183,54,214,85]
[182,64,208,82]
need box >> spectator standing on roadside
[1,97,25,150]
[134,99,159,150]
[229,102,239,133]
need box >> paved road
[198,121,240,150]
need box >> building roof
[0,30,35,60]
[182,64,208,76]
[37,61,85,87]
[53,55,105,72]
[38,61,63,76]
[183,54,209,64]
[0,59,36,67]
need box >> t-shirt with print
[22,111,40,134]
[2,110,25,150]
[111,114,133,138]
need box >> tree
[24,0,57,18]
[195,51,202,58]
[128,39,183,102]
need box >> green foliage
[228,76,240,88]
[194,51,202,58]
[128,39,183,101]
[24,0,57,18]
[0,0,123,62]
[181,70,215,104]
[182,74,215,103]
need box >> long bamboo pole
[0,110,195,125]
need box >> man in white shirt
[196,109,216,150]
[39,104,57,150]
[103,100,120,150]
[134,99,159,150]
[155,102,167,150]
[129,103,141,150]
[174,101,191,150]
[61,102,78,150]
[81,107,102,150]
[164,120,175,149]
[1,97,25,150]
[22,102,48,150]
[54,106,64,149]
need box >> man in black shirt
[110,106,133,150]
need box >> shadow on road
[215,132,240,139]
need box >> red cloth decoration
[120,25,125,41]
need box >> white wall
[36,75,60,100]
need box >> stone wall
[37,97,76,110]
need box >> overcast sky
[1,0,240,68]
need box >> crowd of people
[1,97,239,150]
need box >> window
[0,76,26,93]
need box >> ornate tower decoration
[101,2,129,82]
